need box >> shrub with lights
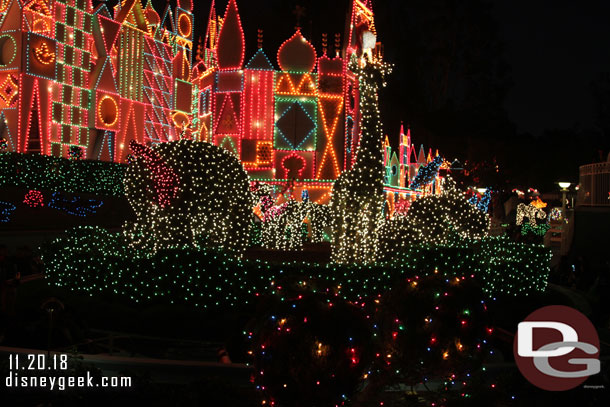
[379,177,490,255]
[357,274,491,405]
[0,152,125,196]
[246,290,373,407]
[260,199,309,250]
[0,200,16,222]
[252,183,331,250]
[123,140,252,256]
[409,154,443,190]
[43,226,550,309]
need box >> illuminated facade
[0,0,194,162]
[382,123,443,216]
[0,0,437,204]
[191,0,384,203]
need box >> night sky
[493,0,610,136]
[140,0,610,180]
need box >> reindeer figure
[330,56,392,264]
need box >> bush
[0,152,125,196]
[43,228,550,310]
[246,291,372,407]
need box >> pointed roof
[0,0,23,32]
[417,145,426,164]
[93,3,113,19]
[203,0,218,66]
[217,0,245,70]
[343,0,376,59]
[143,0,160,27]
[160,2,175,32]
[246,48,274,70]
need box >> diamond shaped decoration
[275,102,315,150]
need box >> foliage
[123,140,252,256]
[409,154,443,189]
[355,274,489,405]
[246,291,372,407]
[43,228,549,309]
[379,178,489,254]
[0,152,125,196]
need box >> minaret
[398,123,411,187]
[213,0,246,156]
[342,0,378,170]
[203,0,218,69]
[216,0,245,71]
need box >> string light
[123,140,251,256]
[48,191,103,217]
[0,200,16,222]
[516,202,547,227]
[330,55,392,264]
[23,190,45,207]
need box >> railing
[578,161,610,206]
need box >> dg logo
[513,305,601,391]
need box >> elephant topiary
[123,140,252,256]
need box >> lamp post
[558,182,571,222]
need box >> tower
[399,123,411,187]
[342,0,379,170]
[273,29,318,181]
[212,0,245,156]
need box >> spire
[216,0,245,70]
[418,145,426,165]
[195,36,203,62]
[257,28,263,49]
[343,0,377,61]
[203,0,218,68]
[177,0,192,13]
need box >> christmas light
[123,140,251,256]
[330,55,392,264]
[0,200,16,222]
[516,202,547,227]
[48,192,103,217]
[23,190,44,207]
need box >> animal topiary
[123,140,252,256]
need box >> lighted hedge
[42,227,551,309]
[0,153,125,196]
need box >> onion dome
[277,29,317,73]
